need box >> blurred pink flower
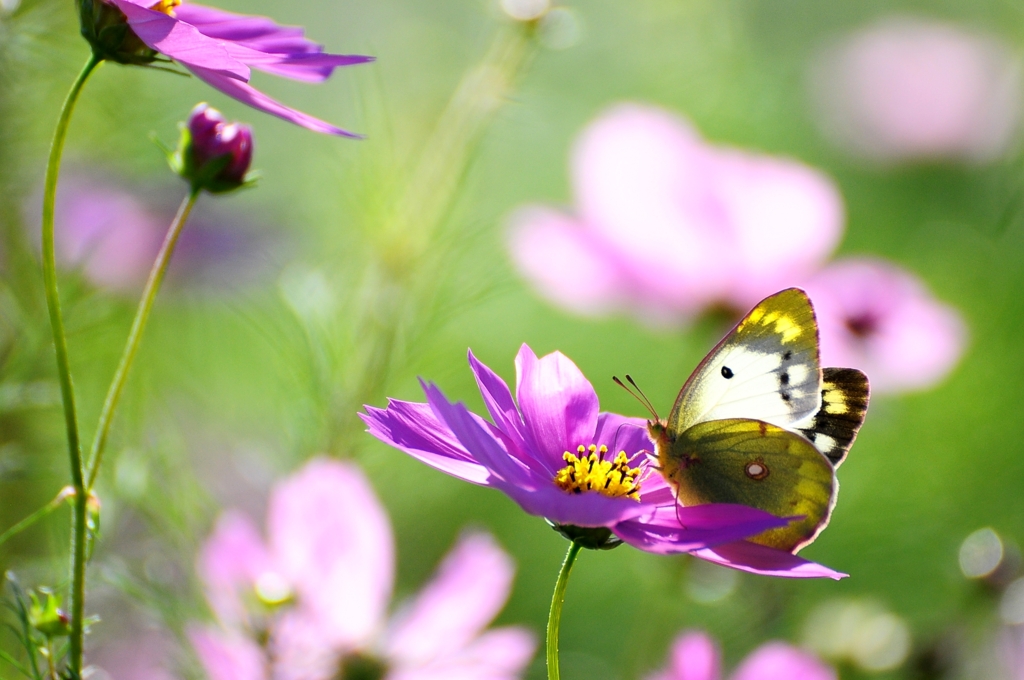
[189,458,535,680]
[801,258,966,393]
[649,631,835,680]
[810,16,1023,163]
[508,103,844,325]
[52,176,165,292]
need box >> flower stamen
[149,0,181,16]
[554,444,642,500]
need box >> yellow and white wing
[668,288,822,434]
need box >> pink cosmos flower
[810,17,1022,163]
[801,258,966,393]
[189,458,536,680]
[649,631,836,680]
[362,344,844,579]
[49,175,165,291]
[507,104,844,325]
[87,0,372,136]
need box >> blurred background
[2,0,1024,678]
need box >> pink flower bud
[178,103,254,193]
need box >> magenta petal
[467,350,532,465]
[361,401,492,485]
[197,510,273,625]
[254,54,375,83]
[423,382,538,489]
[515,344,600,470]
[176,2,371,77]
[613,504,793,553]
[731,643,836,680]
[691,541,848,579]
[268,458,394,648]
[386,532,516,665]
[108,0,249,80]
[186,65,361,137]
[188,627,266,680]
[593,412,652,458]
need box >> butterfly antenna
[612,375,660,421]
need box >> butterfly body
[648,289,869,553]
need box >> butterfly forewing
[797,367,870,467]
[669,289,822,434]
[662,418,836,552]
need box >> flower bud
[78,0,159,65]
[173,103,255,193]
[29,590,71,638]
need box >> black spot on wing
[798,367,869,466]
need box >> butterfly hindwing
[797,367,870,467]
[668,288,821,434]
[661,418,836,552]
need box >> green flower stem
[86,187,200,489]
[40,52,101,675]
[0,487,74,549]
[547,540,583,680]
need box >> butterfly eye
[721,366,734,379]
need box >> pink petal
[188,626,267,680]
[197,510,273,625]
[803,258,966,393]
[186,65,361,137]
[268,458,394,649]
[709,150,844,308]
[269,610,341,680]
[506,207,630,317]
[731,643,836,680]
[648,631,721,680]
[810,17,1022,162]
[514,344,600,471]
[691,541,847,580]
[386,532,516,665]
[108,0,249,81]
[571,104,730,313]
[390,627,536,680]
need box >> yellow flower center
[149,0,181,16]
[554,444,642,500]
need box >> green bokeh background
[2,0,1024,678]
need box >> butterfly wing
[663,418,836,552]
[797,367,870,467]
[668,288,822,434]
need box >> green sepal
[28,590,70,638]
[547,522,623,550]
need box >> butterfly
[644,288,869,552]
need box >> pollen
[150,0,181,15]
[554,444,642,501]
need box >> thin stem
[546,540,583,680]
[0,487,74,549]
[86,187,200,489]
[40,52,101,676]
